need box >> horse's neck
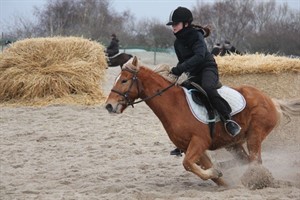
[138,67,183,117]
[138,67,173,98]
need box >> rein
[111,68,176,107]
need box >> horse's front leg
[183,137,222,181]
[196,152,228,187]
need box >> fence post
[154,47,157,65]
[1,32,3,52]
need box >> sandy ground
[1,62,300,199]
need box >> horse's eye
[121,79,128,84]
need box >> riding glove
[171,67,182,76]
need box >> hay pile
[0,37,107,106]
[216,54,300,75]
[215,54,300,99]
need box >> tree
[4,15,38,39]
[192,0,300,55]
[131,19,173,49]
[193,0,255,50]
[247,2,300,55]
[4,0,300,55]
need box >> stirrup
[224,120,241,137]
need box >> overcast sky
[1,0,299,34]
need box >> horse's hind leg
[225,144,249,162]
[246,132,263,164]
[246,99,278,164]
[246,125,273,164]
[219,144,250,168]
[196,152,228,186]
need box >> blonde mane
[123,58,188,85]
[153,64,189,85]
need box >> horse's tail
[273,98,300,126]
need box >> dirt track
[1,61,300,199]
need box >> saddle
[187,81,221,138]
[182,81,246,138]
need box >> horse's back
[108,53,133,67]
[234,85,274,104]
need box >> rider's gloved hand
[170,67,182,76]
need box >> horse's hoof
[209,168,223,179]
[217,170,223,178]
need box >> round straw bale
[0,37,107,106]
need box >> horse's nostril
[105,104,113,113]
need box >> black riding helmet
[166,7,193,26]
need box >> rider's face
[172,22,187,33]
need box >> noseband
[111,68,176,107]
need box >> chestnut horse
[105,57,300,186]
[107,53,133,69]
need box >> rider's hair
[191,24,211,38]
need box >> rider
[211,43,222,56]
[106,33,119,57]
[167,7,241,155]
[220,40,242,56]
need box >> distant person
[106,33,119,57]
[4,40,12,48]
[221,40,241,55]
[211,43,222,56]
[5,40,12,45]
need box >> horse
[105,56,300,186]
[107,52,133,69]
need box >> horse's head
[105,56,142,113]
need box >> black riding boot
[222,115,241,137]
[170,148,183,156]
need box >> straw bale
[221,72,299,99]
[216,53,300,75]
[215,54,300,99]
[0,37,107,106]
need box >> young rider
[166,7,241,156]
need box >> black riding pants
[187,68,232,118]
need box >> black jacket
[107,37,119,56]
[174,27,217,76]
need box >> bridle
[111,68,176,107]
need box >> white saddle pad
[183,86,246,124]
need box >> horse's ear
[132,56,138,67]
[123,56,139,71]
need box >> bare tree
[247,2,300,55]
[133,19,173,50]
[5,15,38,39]
[192,0,300,55]
[33,0,117,39]
[4,0,299,55]
[193,0,255,49]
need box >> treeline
[3,0,300,55]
